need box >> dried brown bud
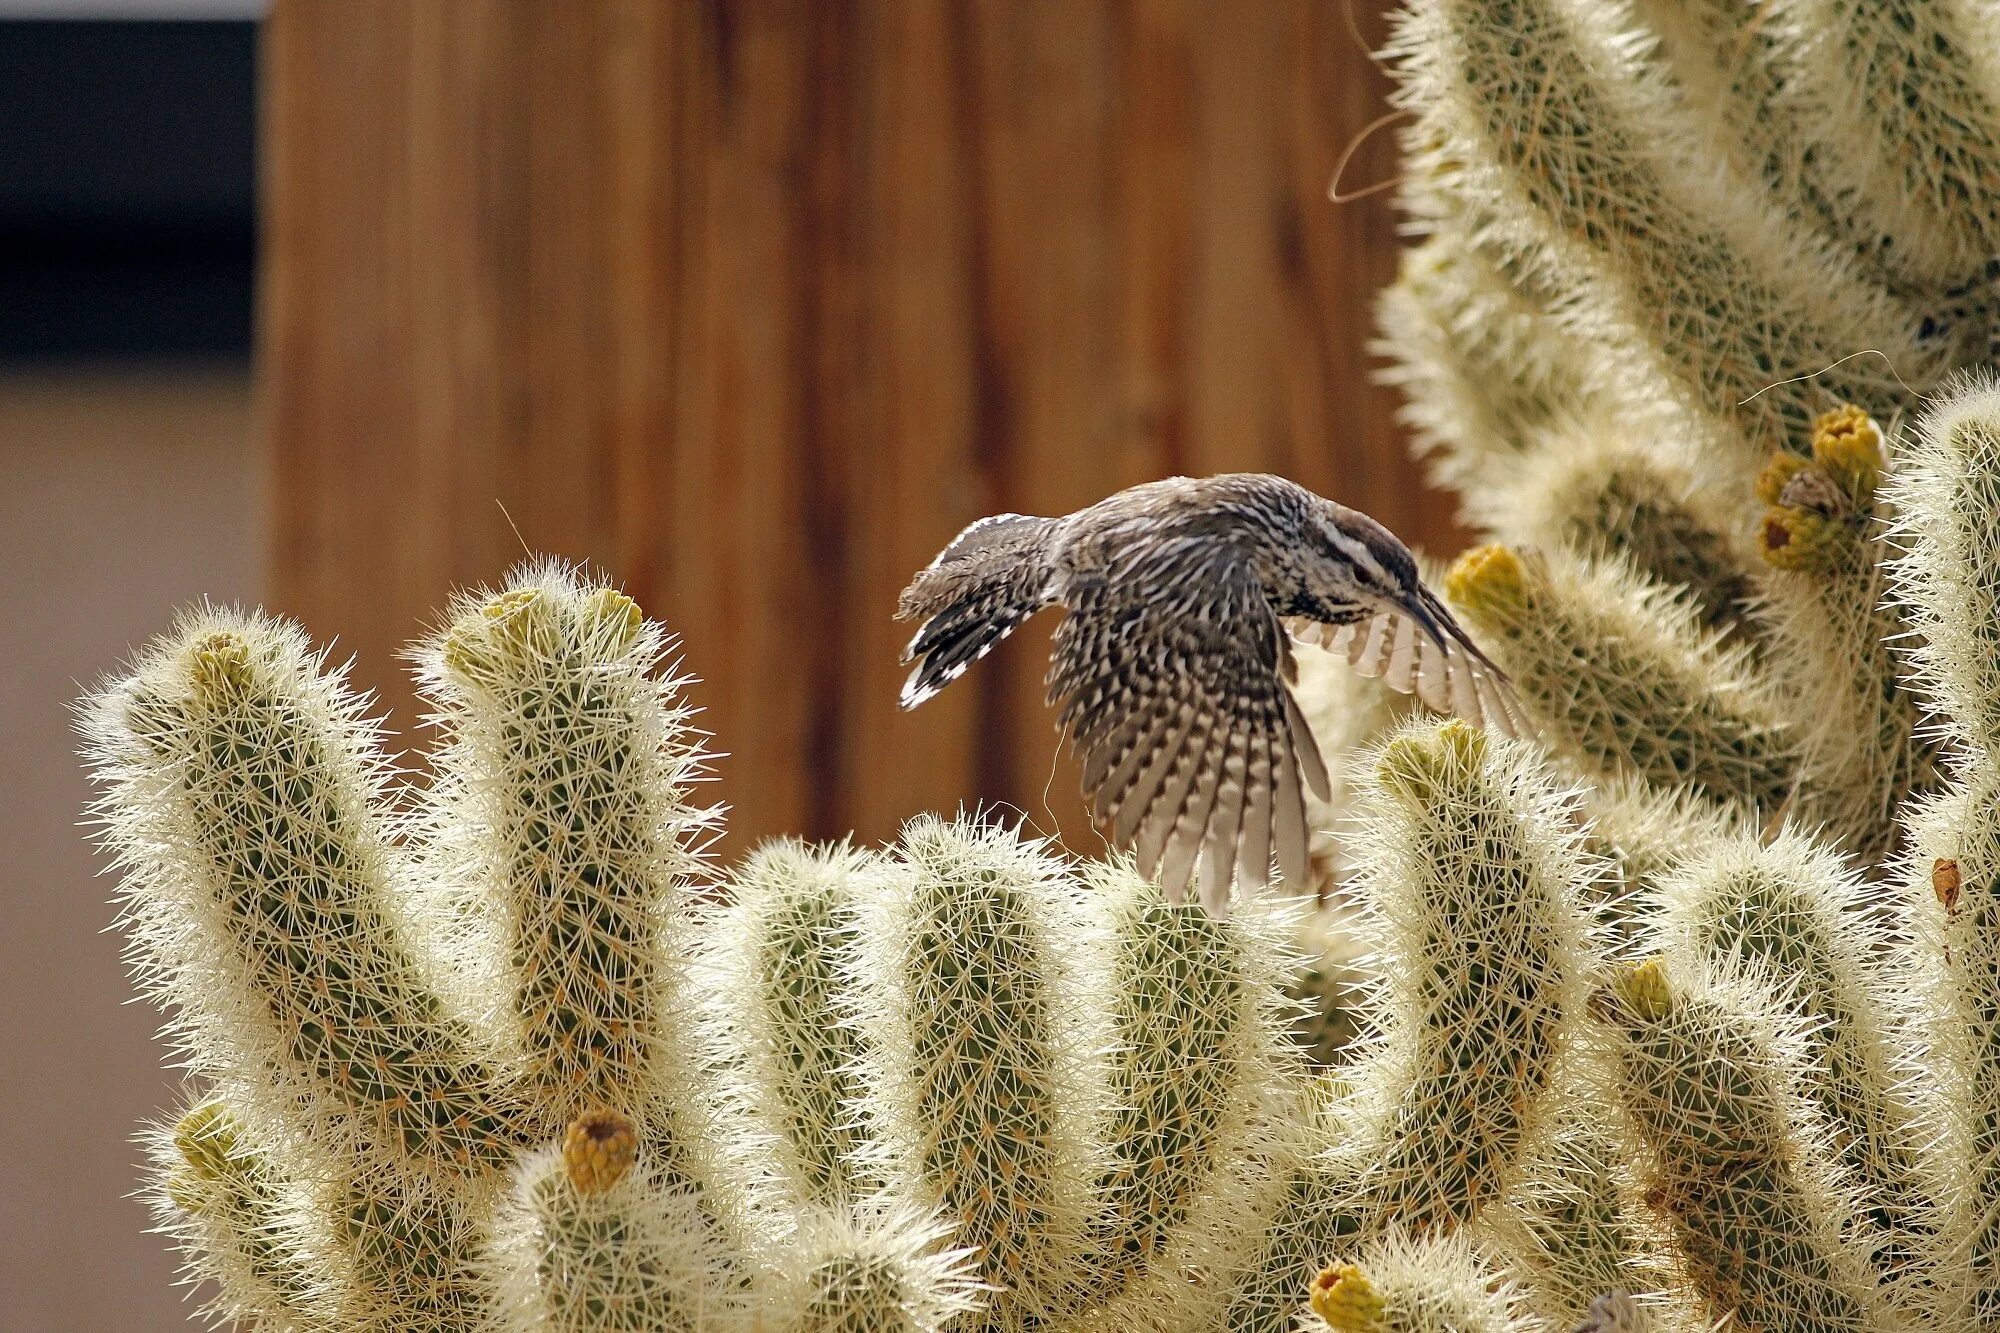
[1935,858,1963,915]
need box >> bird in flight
[895,473,1523,914]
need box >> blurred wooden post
[261,0,1457,857]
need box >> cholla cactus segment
[1387,0,1939,461]
[1752,409,1931,861]
[1216,1136,1367,1333]
[486,1125,742,1333]
[702,839,878,1212]
[1338,720,1597,1234]
[1372,223,1603,493]
[80,609,516,1175]
[1775,0,2000,294]
[1445,545,1794,816]
[151,1097,319,1330]
[1479,426,1753,635]
[1655,831,1938,1284]
[1305,1233,1530,1333]
[856,814,1106,1331]
[334,1169,492,1331]
[1579,779,1748,941]
[417,564,719,1134]
[1901,764,2000,1321]
[1285,894,1372,1068]
[1079,863,1303,1308]
[763,1202,985,1333]
[1886,373,2000,755]
[1480,1116,1666,1330]
[1590,959,1903,1330]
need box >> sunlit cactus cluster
[87,552,1633,1332]
[77,0,2000,1330]
[1271,0,2000,1324]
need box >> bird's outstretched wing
[897,513,1060,708]
[1050,555,1329,912]
[1289,584,1526,736]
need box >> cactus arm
[80,611,517,1176]
[1337,721,1597,1234]
[1445,545,1795,816]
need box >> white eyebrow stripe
[1328,526,1390,586]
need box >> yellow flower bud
[188,632,255,703]
[1445,544,1532,631]
[1309,1263,1385,1333]
[563,1108,638,1196]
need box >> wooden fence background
[262,0,1461,858]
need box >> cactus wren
[896,473,1522,912]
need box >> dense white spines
[1775,0,2000,293]
[1078,864,1304,1318]
[1304,1233,1531,1333]
[1337,720,1597,1233]
[763,1204,986,1333]
[418,564,720,1140]
[701,840,879,1213]
[856,815,1108,1331]
[150,1098,321,1331]
[1591,959,1904,1330]
[1476,426,1753,636]
[1480,1117,1668,1330]
[1445,545,1794,817]
[1372,224,1602,494]
[1886,374,2000,756]
[1387,0,1940,464]
[82,609,517,1177]
[485,1110,742,1333]
[1654,831,1941,1292]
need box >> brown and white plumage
[895,473,1522,913]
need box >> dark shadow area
[0,19,254,359]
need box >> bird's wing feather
[1053,555,1312,907]
[897,513,1059,708]
[1296,600,1525,739]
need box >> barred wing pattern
[1291,597,1525,737]
[1051,556,1331,911]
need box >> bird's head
[1302,500,1422,607]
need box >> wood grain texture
[262,0,1459,857]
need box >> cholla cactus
[1301,0,2000,1326]
[86,567,1347,1332]
[81,4,2000,1329]
[1304,1235,1529,1333]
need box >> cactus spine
[1305,1235,1529,1333]
[856,815,1107,1331]
[1443,545,1793,816]
[1591,960,1903,1330]
[1655,830,1939,1287]
[702,840,879,1211]
[1334,721,1595,1233]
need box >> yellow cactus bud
[1375,719,1489,811]
[1608,958,1673,1023]
[577,587,644,653]
[1445,544,1532,630]
[444,587,558,680]
[1810,404,1885,502]
[1757,506,1847,571]
[188,632,254,702]
[562,1108,638,1196]
[1310,1263,1385,1333]
[1755,451,1814,507]
[173,1100,240,1183]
